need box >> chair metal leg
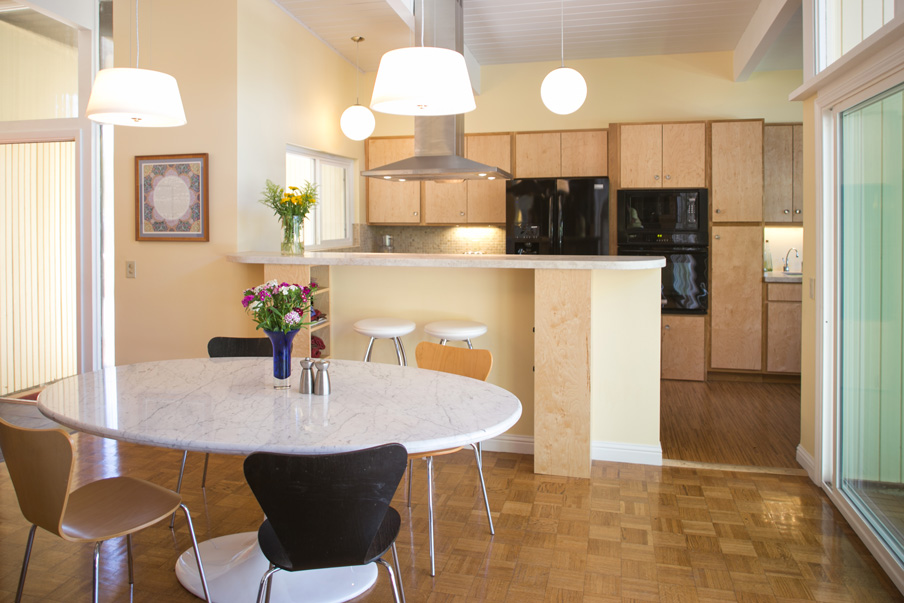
[201,453,210,488]
[407,459,413,508]
[391,541,406,603]
[92,541,102,603]
[14,524,36,603]
[363,337,375,362]
[465,338,474,349]
[170,450,189,529]
[426,455,436,576]
[126,534,134,584]
[376,550,404,603]
[180,503,212,603]
[393,337,408,366]
[257,565,280,603]
[471,443,494,534]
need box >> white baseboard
[796,444,817,483]
[482,435,663,467]
[482,434,533,455]
[592,440,663,466]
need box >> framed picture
[135,153,209,241]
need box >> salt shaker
[313,360,330,395]
[299,358,314,394]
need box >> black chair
[243,444,408,603]
[169,336,272,528]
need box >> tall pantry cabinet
[709,120,764,372]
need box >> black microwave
[616,189,708,247]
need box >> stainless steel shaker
[313,360,330,395]
[299,358,314,394]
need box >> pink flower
[284,311,302,325]
[241,295,255,308]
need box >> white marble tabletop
[228,250,666,271]
[37,358,522,456]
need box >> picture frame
[135,153,209,241]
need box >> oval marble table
[38,357,522,603]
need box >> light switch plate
[126,261,136,279]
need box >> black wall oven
[617,189,708,315]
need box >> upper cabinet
[514,130,608,178]
[711,120,764,222]
[619,122,705,189]
[366,137,421,224]
[764,124,804,223]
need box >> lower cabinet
[661,315,705,381]
[766,283,802,373]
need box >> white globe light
[340,104,376,141]
[540,67,587,115]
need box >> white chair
[354,318,416,366]
[423,320,488,349]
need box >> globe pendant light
[340,36,376,141]
[86,0,186,127]
[541,0,587,115]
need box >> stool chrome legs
[438,338,474,349]
[362,336,408,366]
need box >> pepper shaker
[299,358,315,394]
[313,360,330,395]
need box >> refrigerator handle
[556,189,564,253]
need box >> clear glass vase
[281,215,304,255]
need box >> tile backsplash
[333,224,506,255]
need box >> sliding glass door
[839,82,904,564]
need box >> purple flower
[259,290,271,300]
[241,294,255,308]
[284,311,302,326]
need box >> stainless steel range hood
[361,0,512,182]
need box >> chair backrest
[207,336,272,358]
[0,417,73,537]
[415,341,493,381]
[243,443,407,571]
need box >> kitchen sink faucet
[783,248,799,272]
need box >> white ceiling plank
[733,0,801,81]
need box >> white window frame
[285,145,354,250]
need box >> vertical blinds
[0,141,78,395]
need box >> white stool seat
[424,320,487,341]
[353,318,416,339]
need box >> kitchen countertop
[764,271,803,283]
[228,251,665,270]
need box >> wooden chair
[412,341,494,576]
[243,444,408,603]
[0,417,211,603]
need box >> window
[286,146,354,249]
[815,0,895,73]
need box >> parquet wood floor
[661,381,802,469]
[1,433,902,602]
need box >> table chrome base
[176,532,378,603]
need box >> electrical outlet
[126,261,136,279]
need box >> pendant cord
[560,0,564,67]
[354,38,360,105]
[135,0,140,68]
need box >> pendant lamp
[340,36,376,141]
[86,0,186,127]
[541,0,586,115]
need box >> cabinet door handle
[784,209,790,214]
[715,209,722,214]
[460,211,465,216]
[664,324,670,330]
[413,211,419,216]
[665,174,671,180]
[654,174,660,180]
[795,209,802,214]
[714,235,721,240]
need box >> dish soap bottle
[763,239,773,273]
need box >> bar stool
[423,320,487,349]
[354,318,416,366]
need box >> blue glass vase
[264,328,300,389]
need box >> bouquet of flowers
[260,179,318,224]
[242,279,318,333]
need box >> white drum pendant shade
[540,67,587,115]
[371,47,476,116]
[86,68,187,127]
[340,104,376,140]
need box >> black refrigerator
[505,178,609,255]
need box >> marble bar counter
[228,251,665,478]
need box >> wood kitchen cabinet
[764,124,804,223]
[766,283,802,373]
[710,225,763,371]
[424,134,511,225]
[661,315,705,381]
[515,132,561,177]
[711,120,764,223]
[513,130,608,178]
[618,122,705,189]
[366,137,421,224]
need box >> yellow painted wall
[800,97,817,458]
[114,0,361,363]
